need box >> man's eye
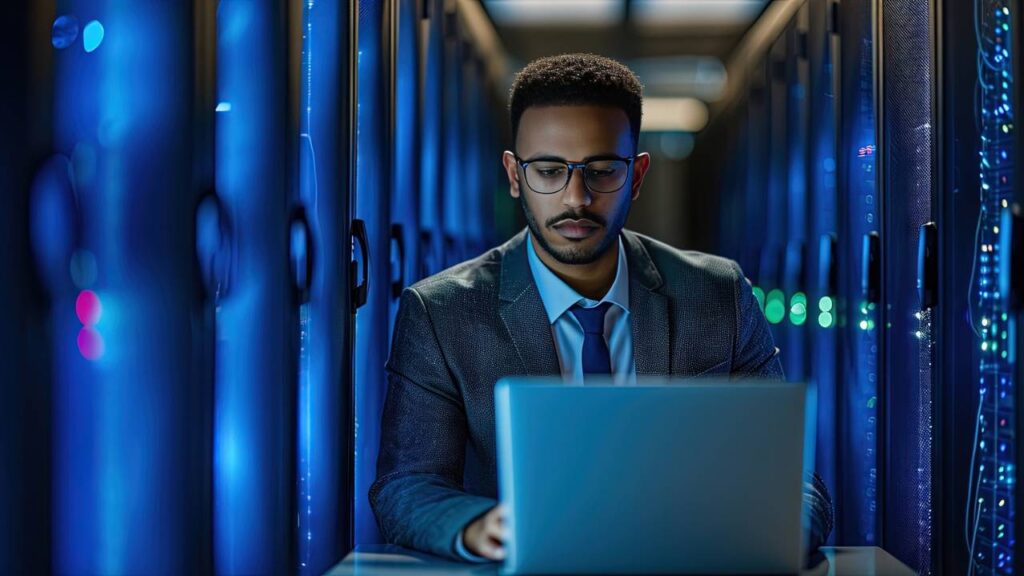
[536,168,565,177]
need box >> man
[370,53,832,562]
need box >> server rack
[29,1,217,573]
[353,0,394,546]
[420,0,445,279]
[213,2,296,573]
[390,0,422,326]
[806,0,841,536]
[759,34,791,341]
[876,0,939,571]
[293,0,357,572]
[835,0,881,547]
[781,10,810,383]
[939,0,1020,573]
[442,5,466,268]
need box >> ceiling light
[632,0,767,28]
[642,97,709,132]
[483,0,624,27]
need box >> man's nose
[561,167,592,209]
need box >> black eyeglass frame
[512,153,637,195]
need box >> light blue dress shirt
[456,233,636,561]
[525,232,636,385]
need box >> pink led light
[77,327,105,361]
[75,290,102,326]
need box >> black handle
[1003,203,1024,311]
[195,190,233,302]
[390,224,406,299]
[917,222,938,310]
[351,219,369,312]
[289,206,315,304]
[862,231,881,304]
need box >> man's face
[502,106,650,265]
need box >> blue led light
[967,2,1017,574]
[82,20,104,53]
[51,15,79,49]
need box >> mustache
[545,211,607,228]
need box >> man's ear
[630,152,651,201]
[502,151,522,198]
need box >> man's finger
[476,535,506,561]
[483,517,505,541]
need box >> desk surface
[324,544,918,575]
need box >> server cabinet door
[390,0,422,324]
[441,8,465,268]
[294,0,356,572]
[420,0,445,279]
[877,0,938,571]
[213,2,295,574]
[38,1,213,573]
[806,0,841,537]
[836,0,881,547]
[354,0,394,547]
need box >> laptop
[494,376,815,575]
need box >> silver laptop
[494,377,814,575]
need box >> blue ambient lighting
[82,20,104,53]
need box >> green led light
[765,289,786,324]
[789,292,807,326]
[818,296,834,313]
[818,312,834,328]
[752,286,765,312]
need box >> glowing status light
[764,289,785,324]
[215,102,233,112]
[77,327,105,360]
[789,292,807,326]
[752,286,765,312]
[818,312,834,329]
[51,15,79,49]
[75,290,102,326]
[817,296,835,329]
[82,20,104,53]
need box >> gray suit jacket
[370,228,793,560]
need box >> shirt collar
[525,231,631,325]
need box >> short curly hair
[509,53,644,147]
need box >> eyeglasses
[513,154,636,195]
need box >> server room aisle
[2,1,1024,575]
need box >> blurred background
[2,0,1024,574]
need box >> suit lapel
[498,230,561,376]
[496,229,670,376]
[622,231,671,375]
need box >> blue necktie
[571,302,612,375]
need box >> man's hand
[462,505,507,560]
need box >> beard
[519,194,629,265]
